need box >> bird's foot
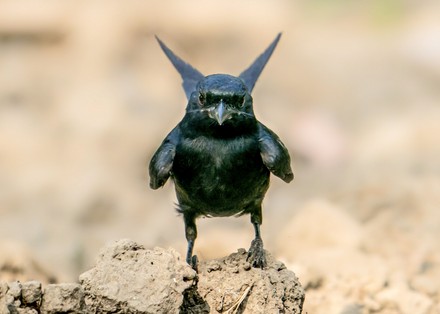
[247,237,267,269]
[188,254,198,272]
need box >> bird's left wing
[149,126,181,189]
[257,122,293,183]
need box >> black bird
[149,33,293,269]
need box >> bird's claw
[247,237,267,269]
[189,255,198,272]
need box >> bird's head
[186,74,254,127]
[155,33,281,135]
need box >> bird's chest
[176,136,260,173]
[172,136,266,198]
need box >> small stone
[40,283,84,314]
[273,261,286,271]
[5,294,15,305]
[243,262,252,271]
[7,281,22,298]
[22,281,42,305]
[206,261,222,272]
[237,248,247,255]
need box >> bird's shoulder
[149,125,181,189]
[257,121,294,183]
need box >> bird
[149,33,293,269]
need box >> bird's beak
[213,101,231,125]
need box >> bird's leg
[183,213,198,270]
[247,206,267,268]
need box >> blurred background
[0,0,439,312]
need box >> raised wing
[156,36,205,100]
[149,126,181,189]
[239,33,282,93]
[258,122,293,183]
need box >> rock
[193,248,305,314]
[3,281,44,314]
[79,239,197,314]
[7,281,22,299]
[40,283,84,314]
[21,281,42,305]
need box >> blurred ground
[0,1,439,313]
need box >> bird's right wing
[257,122,293,183]
[149,126,181,189]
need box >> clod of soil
[194,248,305,313]
[0,239,304,313]
[80,239,197,313]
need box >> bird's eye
[198,93,205,106]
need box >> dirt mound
[195,248,304,313]
[0,239,304,313]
